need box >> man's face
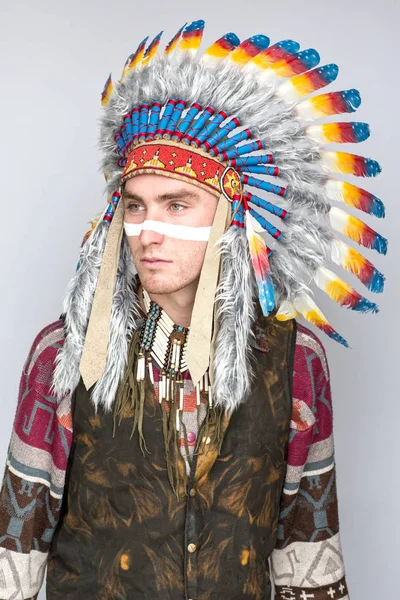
[123,174,218,295]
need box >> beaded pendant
[138,289,212,430]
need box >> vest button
[187,543,197,553]
[189,488,197,497]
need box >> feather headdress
[53,20,386,413]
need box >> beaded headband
[121,141,227,197]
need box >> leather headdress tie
[80,199,124,390]
[185,193,230,387]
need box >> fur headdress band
[53,20,386,413]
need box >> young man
[0,21,386,600]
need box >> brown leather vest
[47,315,296,600]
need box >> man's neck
[138,282,198,328]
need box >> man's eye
[127,203,143,212]
[170,203,185,211]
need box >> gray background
[0,0,398,598]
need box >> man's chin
[139,273,184,295]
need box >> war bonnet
[52,20,387,414]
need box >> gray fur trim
[284,183,330,215]
[52,227,141,412]
[269,242,311,304]
[212,227,257,413]
[269,216,334,305]
[52,221,109,399]
[90,237,141,411]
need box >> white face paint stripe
[123,220,211,242]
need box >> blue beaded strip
[120,120,129,147]
[230,156,275,167]
[183,106,215,144]
[241,174,286,197]
[124,112,133,136]
[204,118,241,154]
[238,165,279,176]
[173,103,202,140]
[213,129,253,155]
[156,99,177,137]
[147,102,162,140]
[193,111,227,146]
[164,100,187,138]
[220,140,265,160]
[249,208,282,240]
[138,104,150,141]
[246,192,287,219]
[140,301,162,353]
[132,107,140,144]
[114,133,125,156]
[231,199,245,228]
[103,191,121,223]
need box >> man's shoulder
[292,322,330,413]
[294,321,328,367]
[31,318,65,345]
[24,318,65,377]
[251,315,328,368]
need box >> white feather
[277,80,299,104]
[276,300,298,320]
[295,99,317,121]
[248,211,265,234]
[329,206,349,235]
[293,293,326,321]
[306,124,326,144]
[324,179,345,203]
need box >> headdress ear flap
[79,196,125,390]
[185,193,231,389]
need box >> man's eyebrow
[157,190,201,202]
[122,191,144,202]
[122,189,201,203]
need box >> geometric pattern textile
[270,324,348,598]
[0,322,69,600]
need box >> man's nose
[139,226,164,246]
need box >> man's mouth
[141,257,171,265]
